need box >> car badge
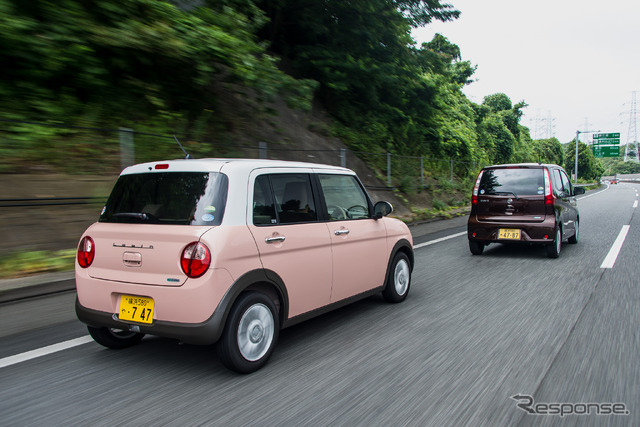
[113,243,154,249]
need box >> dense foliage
[600,157,640,175]
[0,0,315,170]
[0,0,608,181]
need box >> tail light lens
[77,236,95,268]
[544,169,555,205]
[471,170,484,205]
[181,242,211,278]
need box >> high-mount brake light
[155,164,169,170]
[77,236,95,268]
[180,242,211,278]
[471,170,484,205]
[544,169,555,205]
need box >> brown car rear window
[479,168,544,197]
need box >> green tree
[257,0,468,158]
[0,0,313,124]
[477,114,515,164]
[564,141,604,181]
[530,138,564,165]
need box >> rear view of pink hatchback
[76,158,413,373]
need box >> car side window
[560,170,572,194]
[318,174,370,220]
[552,169,564,193]
[253,175,277,225]
[271,174,317,224]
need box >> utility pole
[574,131,579,183]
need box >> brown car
[467,163,585,258]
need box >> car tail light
[77,236,95,268]
[181,242,211,278]
[544,169,555,205]
[155,163,169,170]
[471,171,484,205]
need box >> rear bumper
[76,297,224,345]
[467,216,556,244]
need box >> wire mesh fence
[0,120,486,254]
[0,119,485,189]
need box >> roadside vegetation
[0,249,75,279]
[0,0,606,182]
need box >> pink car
[76,159,413,373]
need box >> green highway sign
[592,145,620,157]
[592,138,620,145]
[593,132,620,139]
[592,132,620,148]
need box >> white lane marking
[414,231,467,249]
[600,225,631,269]
[634,200,638,208]
[578,186,608,200]
[0,335,93,369]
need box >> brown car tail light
[543,168,555,205]
[77,236,95,268]
[471,171,484,205]
[181,242,211,278]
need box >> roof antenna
[174,135,193,159]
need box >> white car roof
[121,158,353,176]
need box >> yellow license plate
[498,228,521,240]
[119,295,154,324]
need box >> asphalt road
[0,183,638,426]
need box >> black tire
[218,292,279,374]
[469,240,485,255]
[87,326,145,349]
[382,252,411,303]
[546,226,562,258]
[568,220,579,244]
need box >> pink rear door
[248,172,333,318]
[250,223,333,317]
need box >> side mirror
[573,186,585,195]
[373,201,393,219]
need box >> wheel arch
[382,239,414,291]
[212,269,289,342]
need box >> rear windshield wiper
[112,212,158,221]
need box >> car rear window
[478,168,544,196]
[99,172,228,225]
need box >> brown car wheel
[469,240,485,255]
[546,226,562,258]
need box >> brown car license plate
[119,295,154,324]
[498,228,521,240]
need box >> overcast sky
[412,0,640,145]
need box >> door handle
[334,229,350,236]
[265,236,286,244]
